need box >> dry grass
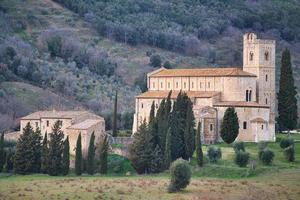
[0,169,299,200]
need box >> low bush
[258,141,268,160]
[284,145,295,162]
[207,146,222,163]
[234,150,250,167]
[233,142,245,152]
[280,136,294,149]
[168,159,191,193]
[260,148,274,165]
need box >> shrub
[233,142,245,153]
[280,136,294,149]
[284,145,295,162]
[168,159,191,193]
[47,35,62,57]
[207,146,222,163]
[258,141,268,160]
[234,150,250,167]
[149,54,162,67]
[260,148,274,165]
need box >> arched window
[141,103,143,109]
[250,52,254,61]
[249,90,252,101]
[265,98,268,104]
[176,82,178,88]
[261,125,264,130]
[210,124,213,131]
[265,74,268,82]
[265,51,269,61]
[246,89,252,102]
[246,90,249,101]
[160,82,163,88]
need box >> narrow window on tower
[246,90,249,101]
[265,51,269,61]
[265,74,268,82]
[243,121,247,129]
[210,124,213,131]
[250,52,254,61]
[249,90,252,101]
[261,125,264,130]
[47,120,49,127]
[265,98,268,104]
[141,103,143,109]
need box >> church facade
[132,33,276,143]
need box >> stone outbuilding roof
[67,119,103,130]
[21,110,103,120]
[150,67,256,77]
[136,91,220,99]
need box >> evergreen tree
[149,145,164,173]
[99,134,109,174]
[14,123,35,174]
[169,110,184,160]
[0,132,4,172]
[4,148,14,172]
[31,128,42,173]
[75,133,82,175]
[48,121,64,176]
[149,101,155,124]
[164,128,172,169]
[129,120,153,174]
[62,136,70,175]
[183,101,195,160]
[277,48,298,131]
[220,107,240,144]
[87,132,95,175]
[196,122,203,167]
[41,132,48,174]
[112,90,118,137]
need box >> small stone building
[20,110,105,157]
[133,33,276,143]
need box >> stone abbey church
[133,33,276,144]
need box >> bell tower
[243,33,276,121]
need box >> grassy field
[0,133,299,200]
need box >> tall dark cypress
[0,132,4,172]
[75,133,82,175]
[164,128,172,169]
[220,107,239,144]
[196,122,203,167]
[99,134,109,174]
[183,101,195,160]
[112,90,118,137]
[62,136,70,175]
[149,101,155,124]
[169,108,184,161]
[277,48,298,131]
[31,127,42,173]
[87,132,95,175]
[14,123,35,174]
[48,121,64,176]
[41,132,48,174]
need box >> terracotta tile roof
[250,117,267,123]
[67,119,103,130]
[21,110,103,121]
[213,101,270,108]
[150,67,256,77]
[136,90,220,99]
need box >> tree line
[0,121,108,175]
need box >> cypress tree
[149,145,164,173]
[99,134,109,174]
[156,98,166,149]
[41,132,48,174]
[87,132,95,175]
[0,132,4,172]
[277,48,298,131]
[62,136,70,175]
[196,122,203,167]
[129,120,153,174]
[183,101,195,160]
[221,107,240,144]
[75,133,82,175]
[31,128,42,173]
[112,90,118,137]
[48,121,64,176]
[169,109,184,160]
[149,101,155,124]
[164,128,172,169]
[14,123,35,174]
